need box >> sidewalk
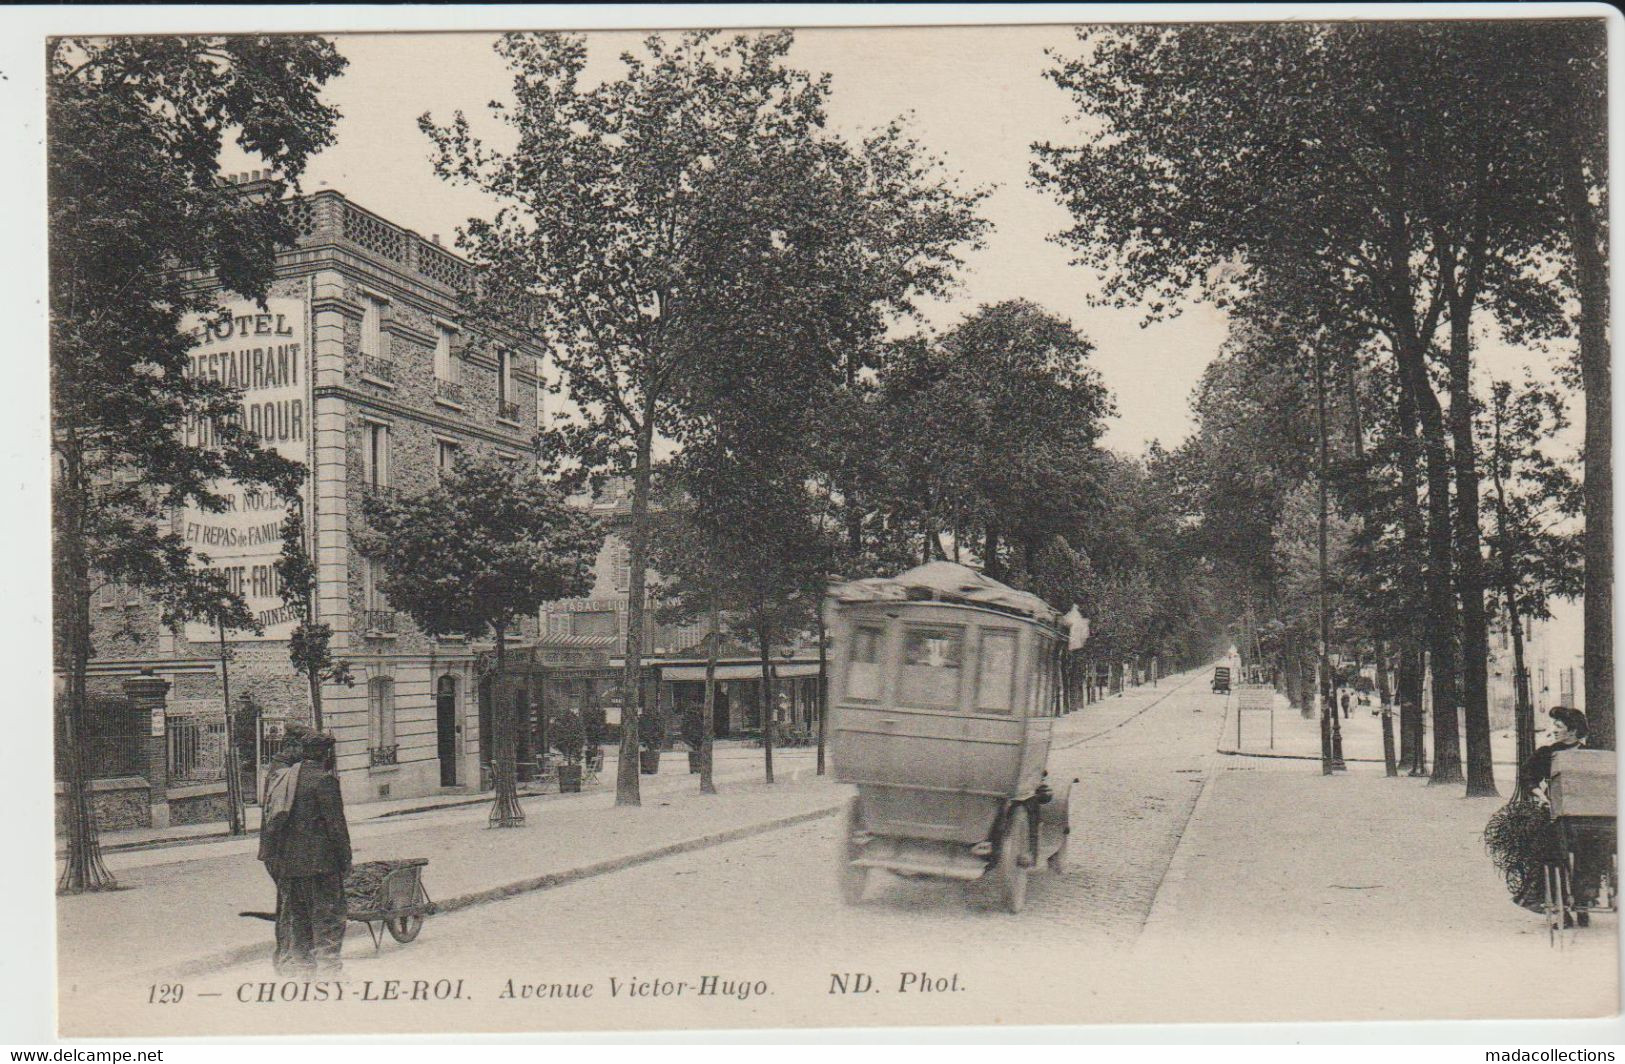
[1220,683,1527,770]
[58,750,846,992]
[59,744,818,855]
[1131,752,1618,1024]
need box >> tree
[356,456,601,827]
[50,35,345,892]
[422,30,986,805]
[275,504,354,731]
[1033,21,1591,788]
[1484,377,1583,796]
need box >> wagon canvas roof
[830,561,1061,626]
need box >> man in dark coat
[265,731,352,974]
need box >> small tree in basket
[551,709,586,792]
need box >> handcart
[242,858,433,951]
[347,858,434,949]
[1542,751,1616,944]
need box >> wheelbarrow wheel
[386,913,423,943]
[839,797,869,906]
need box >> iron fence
[166,713,228,784]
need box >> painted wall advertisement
[180,296,311,643]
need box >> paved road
[120,670,1229,1036]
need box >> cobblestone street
[62,669,1232,1036]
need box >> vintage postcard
[21,3,1623,1042]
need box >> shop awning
[662,664,768,682]
[661,662,822,681]
[533,633,618,648]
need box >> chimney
[432,234,441,246]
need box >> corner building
[73,185,544,825]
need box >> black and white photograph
[13,2,1623,1043]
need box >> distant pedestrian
[1340,690,1351,719]
[261,731,352,975]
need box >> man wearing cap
[265,730,352,974]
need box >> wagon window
[899,626,963,709]
[846,625,885,702]
[975,629,1018,714]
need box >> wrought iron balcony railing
[498,400,522,423]
[435,378,465,405]
[369,744,398,767]
[362,609,397,635]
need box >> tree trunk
[615,415,656,806]
[488,623,524,827]
[984,525,1002,580]
[217,621,245,836]
[1556,105,1613,750]
[58,440,116,893]
[1447,278,1498,797]
[1393,387,1428,776]
[308,673,324,733]
[1493,396,1537,800]
[1400,351,1464,784]
[759,626,775,785]
[701,598,718,796]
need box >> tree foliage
[50,34,346,891]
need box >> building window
[360,293,385,359]
[497,349,511,406]
[368,676,397,765]
[434,324,460,384]
[612,540,631,592]
[363,421,390,489]
[436,439,460,480]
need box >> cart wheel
[997,809,1031,914]
[386,914,423,943]
[839,797,868,906]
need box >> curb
[1134,680,1237,944]
[109,800,844,987]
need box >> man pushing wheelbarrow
[258,729,351,976]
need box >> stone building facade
[533,478,826,753]
[65,186,546,826]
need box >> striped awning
[533,633,618,649]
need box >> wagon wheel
[386,913,423,943]
[838,797,869,906]
[996,808,1032,914]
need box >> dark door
[437,675,458,786]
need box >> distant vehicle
[826,562,1075,914]
[1212,666,1232,694]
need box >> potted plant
[680,706,707,774]
[638,708,664,774]
[551,710,586,793]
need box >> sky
[247,25,1230,455]
[237,23,1577,459]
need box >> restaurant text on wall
[180,297,312,643]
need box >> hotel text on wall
[180,296,312,642]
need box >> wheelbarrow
[241,858,434,951]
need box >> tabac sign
[180,297,311,643]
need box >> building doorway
[436,675,459,786]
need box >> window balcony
[369,744,399,767]
[498,399,522,424]
[360,356,397,386]
[435,378,466,406]
[362,609,398,636]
